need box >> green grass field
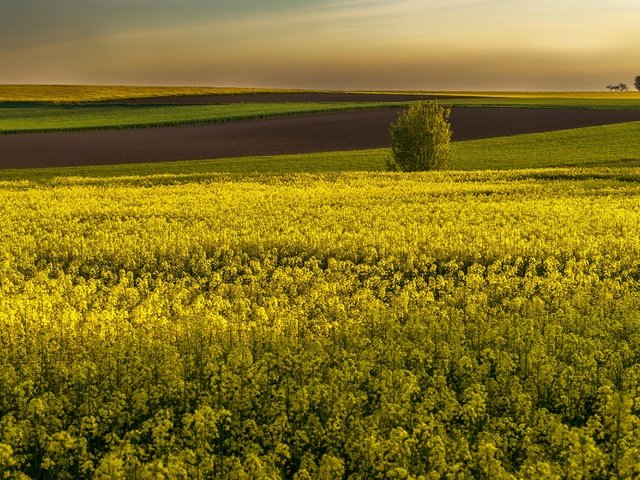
[0,102,401,134]
[2,120,639,182]
[2,84,639,137]
[444,97,640,109]
[2,98,639,135]
[360,90,640,99]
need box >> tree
[606,83,629,92]
[635,76,640,91]
[388,100,452,171]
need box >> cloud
[0,0,329,49]
[1,0,639,89]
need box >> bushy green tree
[635,75,640,91]
[388,100,452,171]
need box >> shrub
[635,75,640,92]
[388,100,452,171]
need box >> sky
[2,0,639,90]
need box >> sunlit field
[3,0,640,476]
[2,83,640,478]
[0,85,314,103]
[361,90,640,99]
[0,102,396,134]
[2,121,639,181]
[1,165,640,478]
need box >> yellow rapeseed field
[0,85,313,103]
[4,84,639,104]
[1,169,640,478]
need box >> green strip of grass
[453,120,640,170]
[357,90,640,99]
[0,150,385,183]
[444,97,640,109]
[3,97,640,135]
[0,102,403,134]
[1,121,639,183]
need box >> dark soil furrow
[2,107,640,169]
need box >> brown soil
[107,92,469,104]
[2,107,640,169]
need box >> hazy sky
[2,0,639,90]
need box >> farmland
[3,108,640,170]
[1,119,639,181]
[2,168,640,478]
[2,85,640,478]
[2,84,640,104]
[0,103,398,134]
[2,95,640,135]
[0,85,317,103]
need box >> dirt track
[2,107,640,169]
